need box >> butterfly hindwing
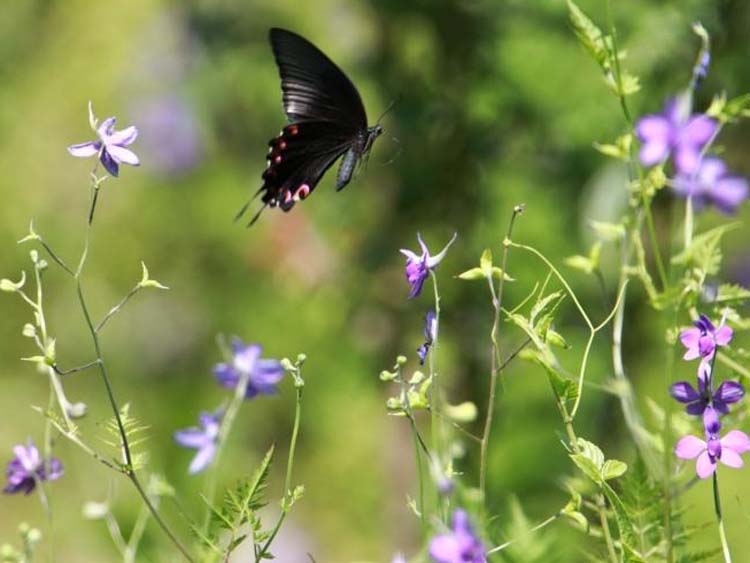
[261,121,353,212]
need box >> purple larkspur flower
[400,233,457,299]
[3,440,62,495]
[670,375,744,416]
[672,157,749,214]
[417,310,437,365]
[68,102,140,177]
[429,509,486,563]
[635,98,717,174]
[213,340,284,399]
[680,314,733,361]
[675,407,750,479]
[174,409,222,474]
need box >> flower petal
[108,125,138,146]
[232,343,262,375]
[214,363,239,389]
[425,232,458,269]
[681,115,718,147]
[174,428,209,449]
[100,150,119,177]
[711,176,749,214]
[715,381,744,405]
[675,435,705,459]
[714,325,734,347]
[669,381,700,403]
[188,444,216,474]
[67,141,100,158]
[719,448,744,469]
[428,534,462,563]
[97,117,116,139]
[695,451,717,478]
[106,145,140,166]
[399,249,420,262]
[721,430,750,455]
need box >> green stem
[429,270,442,463]
[256,383,304,561]
[713,472,732,563]
[479,205,521,497]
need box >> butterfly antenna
[245,202,268,228]
[376,96,400,125]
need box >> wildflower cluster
[672,315,749,478]
[174,339,284,474]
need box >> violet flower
[214,339,284,399]
[429,509,486,563]
[672,157,749,214]
[400,233,457,299]
[670,376,744,415]
[635,98,717,174]
[675,407,750,479]
[3,440,62,495]
[174,409,222,474]
[417,310,437,365]
[68,102,140,177]
[679,314,733,361]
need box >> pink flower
[679,314,732,361]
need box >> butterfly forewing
[269,28,368,126]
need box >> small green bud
[0,271,26,292]
[0,544,17,558]
[22,324,36,338]
[395,355,407,366]
[444,401,478,423]
[66,401,88,419]
[26,528,42,544]
[280,358,295,371]
[18,523,30,535]
[379,370,396,382]
[139,261,169,290]
[386,397,401,410]
[37,259,48,271]
[29,250,39,264]
[296,353,307,365]
[409,371,425,385]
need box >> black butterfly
[237,28,383,226]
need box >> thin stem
[74,180,193,562]
[38,238,75,277]
[53,359,101,376]
[126,497,154,563]
[96,285,141,332]
[486,513,560,554]
[713,472,732,563]
[409,415,426,525]
[257,384,304,561]
[480,205,522,497]
[429,270,443,462]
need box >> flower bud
[379,370,396,382]
[395,355,407,366]
[0,272,25,292]
[22,324,36,338]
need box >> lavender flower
[68,102,140,177]
[672,157,749,214]
[213,339,284,399]
[3,441,62,495]
[635,98,717,174]
[670,376,744,415]
[400,233,457,299]
[675,407,750,479]
[174,410,222,474]
[429,509,486,563]
[679,314,733,361]
[417,310,437,365]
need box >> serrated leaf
[714,283,750,304]
[530,291,565,325]
[567,0,610,69]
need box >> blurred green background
[2,0,750,561]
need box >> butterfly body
[238,28,382,225]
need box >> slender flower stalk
[479,205,522,498]
[713,472,732,563]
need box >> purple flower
[679,314,733,361]
[400,233,457,299]
[672,157,749,214]
[635,98,717,174]
[392,554,407,563]
[68,102,140,177]
[694,51,711,83]
[213,340,284,399]
[3,440,62,495]
[675,408,750,479]
[670,376,744,416]
[174,410,222,474]
[417,310,437,365]
[429,509,486,563]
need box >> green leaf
[457,267,485,281]
[569,453,602,484]
[671,223,740,276]
[593,134,632,161]
[589,220,625,242]
[714,283,750,304]
[567,0,609,69]
[601,459,627,481]
[480,248,492,275]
